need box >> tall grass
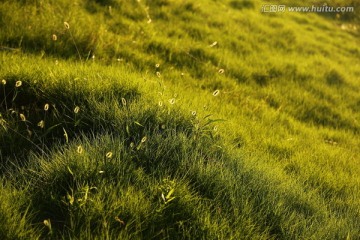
[0,0,359,239]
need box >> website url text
[261,4,354,13]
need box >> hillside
[1,0,360,239]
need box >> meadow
[0,0,359,239]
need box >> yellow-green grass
[1,0,359,239]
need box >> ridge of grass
[1,0,360,239]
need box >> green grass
[1,0,360,239]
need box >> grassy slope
[1,0,359,239]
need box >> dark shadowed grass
[0,63,140,163]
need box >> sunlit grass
[0,0,359,239]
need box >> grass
[0,0,359,239]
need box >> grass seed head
[210,41,218,47]
[106,152,113,159]
[141,136,147,143]
[64,22,70,29]
[218,69,225,74]
[121,98,127,106]
[77,145,83,154]
[52,34,57,41]
[43,219,51,228]
[213,89,220,96]
[1,79,6,85]
[19,113,26,121]
[169,98,176,104]
[74,106,80,114]
[44,103,49,111]
[37,120,45,128]
[15,80,22,87]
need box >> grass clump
[0,181,42,240]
